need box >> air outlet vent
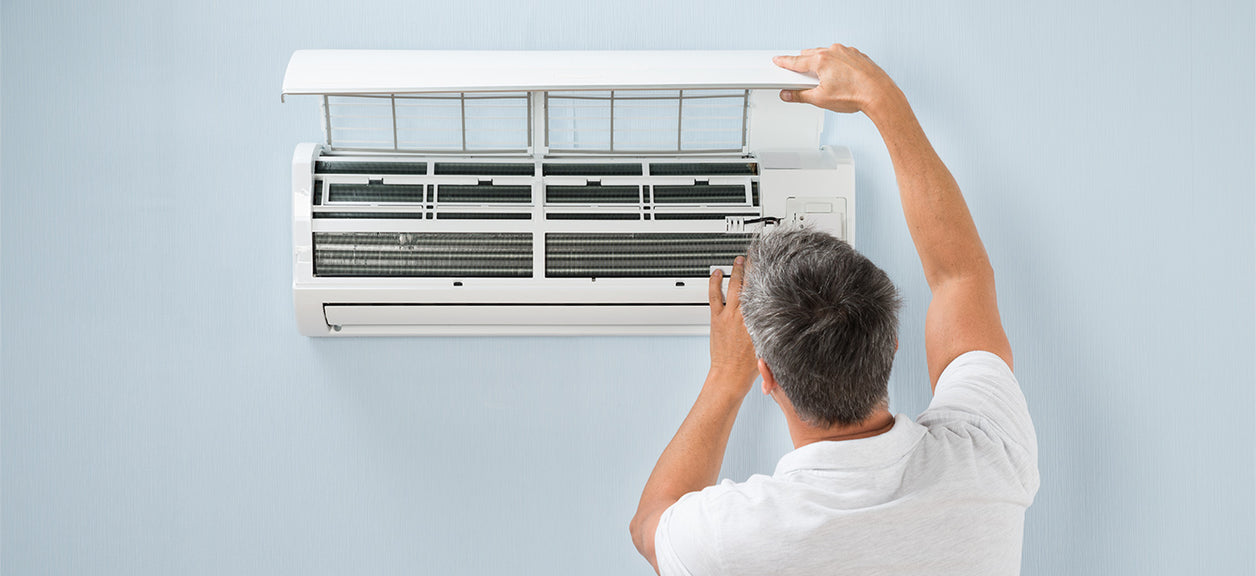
[545,233,752,278]
[313,232,532,277]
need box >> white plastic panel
[323,304,709,327]
[282,50,820,95]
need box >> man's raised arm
[775,46,1012,388]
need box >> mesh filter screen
[314,232,532,277]
[546,233,752,277]
[546,185,640,204]
[327,183,425,203]
[652,184,749,204]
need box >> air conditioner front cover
[284,50,854,336]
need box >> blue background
[3,1,1253,574]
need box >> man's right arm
[775,46,1012,389]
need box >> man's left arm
[629,257,759,574]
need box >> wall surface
[3,1,1253,574]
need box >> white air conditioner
[283,50,854,336]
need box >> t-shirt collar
[773,414,927,477]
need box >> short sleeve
[919,351,1038,490]
[654,490,725,576]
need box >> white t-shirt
[655,351,1039,576]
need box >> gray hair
[740,226,901,427]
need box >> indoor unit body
[283,50,855,336]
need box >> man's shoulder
[916,350,1039,496]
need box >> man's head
[740,227,902,427]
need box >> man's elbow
[629,509,660,568]
[628,513,648,555]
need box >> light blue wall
[3,1,1253,574]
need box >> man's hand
[708,256,758,396]
[773,44,902,117]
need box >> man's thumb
[779,88,817,104]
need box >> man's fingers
[708,268,725,316]
[772,53,819,74]
[726,256,746,309]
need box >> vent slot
[546,185,640,204]
[315,161,429,175]
[543,163,643,176]
[436,184,531,203]
[546,233,753,278]
[653,184,748,204]
[327,183,425,203]
[433,162,535,176]
[314,232,532,277]
[436,212,531,220]
[654,212,757,220]
[313,212,425,219]
[546,213,642,220]
[649,162,757,176]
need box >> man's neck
[787,408,897,449]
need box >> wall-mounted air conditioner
[282,50,854,336]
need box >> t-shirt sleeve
[654,488,726,576]
[920,351,1038,490]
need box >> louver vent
[546,233,753,277]
[313,232,532,277]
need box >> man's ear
[759,358,777,395]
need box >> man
[629,45,1039,575]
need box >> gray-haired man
[630,45,1039,575]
